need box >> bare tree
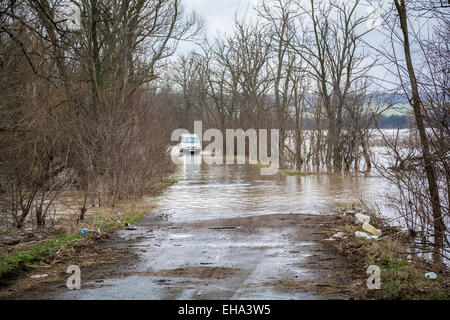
[0,0,201,226]
[369,0,448,263]
[287,0,374,173]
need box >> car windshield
[182,136,200,144]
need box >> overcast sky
[183,0,259,38]
[178,0,438,91]
[179,0,386,52]
[182,0,383,37]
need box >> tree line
[0,0,202,227]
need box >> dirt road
[12,158,383,299]
[19,212,352,299]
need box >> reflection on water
[151,155,394,223]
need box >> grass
[366,239,450,300]
[92,211,146,231]
[0,210,149,280]
[0,207,157,282]
[89,175,183,232]
[325,204,449,300]
[0,234,79,279]
[164,176,185,184]
[279,170,307,177]
[0,174,180,285]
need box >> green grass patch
[326,210,449,300]
[123,212,146,225]
[365,240,449,300]
[93,212,146,231]
[162,176,184,186]
[166,176,184,183]
[0,211,150,280]
[279,170,307,177]
[0,234,79,279]
[1,210,149,280]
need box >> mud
[5,213,353,300]
[0,236,137,299]
[2,157,392,300]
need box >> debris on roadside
[323,202,449,299]
[362,222,383,238]
[332,232,345,238]
[355,213,371,224]
[30,274,48,279]
[325,231,346,241]
[125,223,137,231]
[26,233,46,240]
[355,231,379,240]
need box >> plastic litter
[31,274,48,279]
[362,222,382,237]
[80,229,87,235]
[332,232,345,238]
[325,232,346,241]
[355,213,371,224]
[425,272,437,279]
[355,231,379,240]
[125,223,137,231]
[26,233,46,239]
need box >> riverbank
[322,203,449,300]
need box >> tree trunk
[394,0,444,264]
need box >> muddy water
[156,155,392,222]
[27,156,392,300]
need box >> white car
[179,134,202,154]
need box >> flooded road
[156,156,391,222]
[24,156,392,300]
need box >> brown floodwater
[153,155,394,223]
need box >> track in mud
[21,214,352,299]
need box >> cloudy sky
[182,0,384,36]
[180,0,385,50]
[184,0,260,38]
[178,0,430,90]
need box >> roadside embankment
[0,176,181,298]
[322,202,449,300]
